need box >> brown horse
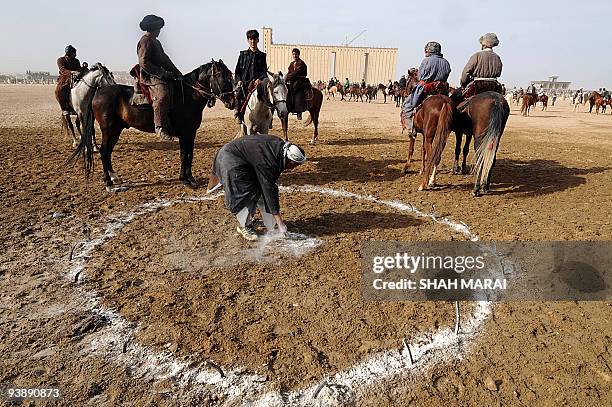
[70,60,236,191]
[586,91,604,113]
[451,91,510,196]
[282,87,323,144]
[538,94,548,110]
[521,94,537,116]
[402,95,454,191]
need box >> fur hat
[479,33,499,48]
[65,45,76,54]
[424,41,442,54]
[139,15,165,32]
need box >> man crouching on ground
[207,135,306,241]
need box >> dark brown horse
[521,93,537,116]
[538,94,548,110]
[70,60,235,191]
[402,95,454,191]
[451,91,510,196]
[282,86,323,144]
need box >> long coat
[234,49,268,84]
[137,32,181,85]
[213,135,287,215]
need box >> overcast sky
[1,0,610,88]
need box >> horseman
[360,78,366,89]
[209,135,306,241]
[537,85,545,97]
[398,74,407,89]
[401,41,451,135]
[55,45,87,117]
[234,29,268,125]
[328,77,335,88]
[343,77,350,90]
[459,33,503,98]
[526,83,537,96]
[285,48,310,120]
[603,88,610,100]
[137,14,183,141]
[386,79,393,93]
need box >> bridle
[76,68,113,89]
[183,61,234,103]
[263,77,287,112]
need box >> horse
[70,59,235,191]
[572,93,584,111]
[242,72,289,136]
[538,94,548,111]
[451,91,510,196]
[401,95,454,191]
[377,83,387,102]
[281,86,323,145]
[586,91,604,113]
[60,64,116,147]
[521,94,537,116]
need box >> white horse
[67,63,115,147]
[241,72,288,137]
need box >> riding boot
[406,116,416,137]
[156,127,173,141]
[296,112,302,120]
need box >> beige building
[262,27,397,84]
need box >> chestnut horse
[586,91,604,113]
[521,93,537,116]
[451,91,510,196]
[281,86,323,144]
[401,95,454,191]
[70,60,236,191]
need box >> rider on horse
[401,41,451,136]
[285,48,310,120]
[398,75,407,89]
[234,29,268,125]
[343,77,350,91]
[360,79,366,89]
[137,14,183,141]
[526,83,537,96]
[55,45,87,117]
[459,33,503,99]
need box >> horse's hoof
[472,190,481,197]
[106,185,128,193]
[452,167,460,175]
[182,178,198,189]
[418,184,425,191]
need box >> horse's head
[266,71,288,120]
[86,63,116,87]
[197,59,236,109]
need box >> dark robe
[213,135,286,215]
[55,55,83,111]
[234,49,267,84]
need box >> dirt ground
[0,85,611,406]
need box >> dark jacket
[137,32,181,84]
[235,49,268,84]
[213,135,286,215]
[286,58,309,90]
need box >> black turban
[65,45,76,54]
[139,15,165,32]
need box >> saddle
[129,64,153,106]
[455,80,503,113]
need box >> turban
[284,142,306,164]
[139,15,165,32]
[424,41,441,54]
[65,45,76,54]
[479,33,499,48]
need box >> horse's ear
[267,70,274,78]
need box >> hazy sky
[1,0,610,88]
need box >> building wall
[262,27,397,84]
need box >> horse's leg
[99,126,122,190]
[178,131,197,188]
[462,133,472,174]
[452,132,462,174]
[64,113,78,147]
[418,131,433,191]
[403,135,416,174]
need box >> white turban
[284,142,306,164]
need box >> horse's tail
[472,99,506,190]
[424,101,453,184]
[68,101,95,177]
